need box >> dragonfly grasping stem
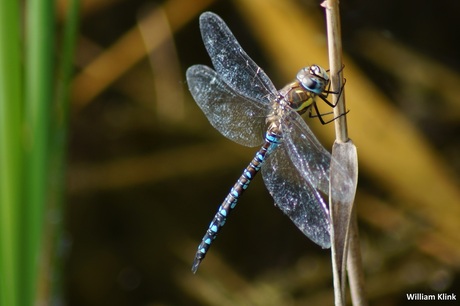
[324,0,348,143]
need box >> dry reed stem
[323,0,364,305]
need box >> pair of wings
[186,12,341,248]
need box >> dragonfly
[186,12,351,273]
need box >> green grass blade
[41,0,80,303]
[0,0,23,305]
[23,0,54,304]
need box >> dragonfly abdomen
[191,131,281,273]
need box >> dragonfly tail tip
[191,258,201,274]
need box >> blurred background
[58,0,460,305]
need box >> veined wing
[262,142,331,248]
[281,110,354,204]
[199,12,277,105]
[187,64,269,147]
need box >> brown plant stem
[323,0,366,305]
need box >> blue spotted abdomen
[191,131,281,273]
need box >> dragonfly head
[297,65,330,95]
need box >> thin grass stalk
[346,210,367,305]
[24,0,54,304]
[323,0,347,142]
[36,0,80,303]
[323,1,347,304]
[323,0,363,305]
[0,0,23,304]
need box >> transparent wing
[199,12,278,104]
[262,143,331,248]
[279,110,332,196]
[281,110,354,201]
[187,64,269,147]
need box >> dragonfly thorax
[279,81,316,115]
[265,103,283,132]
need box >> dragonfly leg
[308,101,349,125]
[319,77,347,108]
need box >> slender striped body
[187,12,351,274]
[192,129,281,273]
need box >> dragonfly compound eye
[310,65,330,83]
[303,78,320,92]
[297,68,321,94]
[310,65,321,75]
